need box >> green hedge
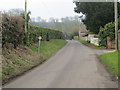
[2,14,64,48]
[2,14,25,48]
[28,25,64,44]
[98,22,115,47]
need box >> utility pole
[114,0,118,51]
[78,16,83,40]
[25,0,27,33]
[79,29,81,40]
[0,12,2,55]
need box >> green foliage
[28,25,64,44]
[31,16,81,34]
[67,32,79,40]
[20,11,31,29]
[98,22,115,46]
[74,2,120,34]
[99,52,118,76]
[2,14,25,48]
[20,11,31,23]
[98,28,107,47]
[2,14,64,48]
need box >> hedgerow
[2,14,25,48]
[2,14,64,48]
[28,25,64,44]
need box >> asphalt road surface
[4,40,118,88]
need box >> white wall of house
[88,34,99,46]
[88,34,94,41]
[90,38,99,46]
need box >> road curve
[4,40,117,88]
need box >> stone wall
[107,37,115,49]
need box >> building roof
[80,24,88,33]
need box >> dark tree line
[74,2,120,34]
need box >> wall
[88,34,99,46]
[90,38,99,46]
[107,37,115,49]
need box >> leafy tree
[8,9,24,16]
[20,11,31,45]
[98,22,115,46]
[30,16,88,40]
[74,2,120,34]
[20,11,31,29]
[2,13,64,48]
[2,13,25,48]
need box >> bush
[98,27,107,47]
[28,25,64,44]
[2,14,65,48]
[98,22,115,47]
[2,14,25,48]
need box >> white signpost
[38,36,42,54]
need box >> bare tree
[8,9,24,16]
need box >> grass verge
[2,39,67,84]
[98,51,118,76]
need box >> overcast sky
[0,0,80,20]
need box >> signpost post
[38,36,42,54]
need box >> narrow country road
[4,40,117,88]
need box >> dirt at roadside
[2,45,42,84]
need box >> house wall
[107,37,115,49]
[90,38,99,46]
[88,34,99,46]
[88,34,94,41]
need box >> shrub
[98,22,115,47]
[2,14,64,48]
[28,25,64,44]
[2,14,25,48]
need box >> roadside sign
[38,36,42,54]
[38,36,42,40]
